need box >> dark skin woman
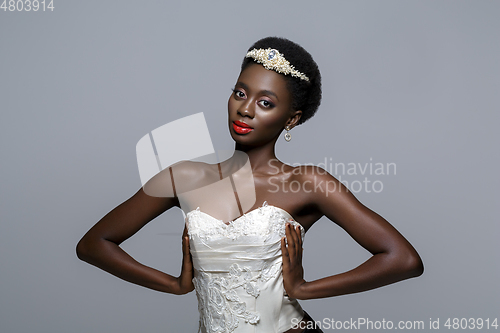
[77,38,423,333]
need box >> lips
[232,121,253,134]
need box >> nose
[237,98,255,118]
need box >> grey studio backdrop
[1,1,498,332]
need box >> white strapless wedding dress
[186,201,306,333]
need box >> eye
[258,99,275,108]
[231,88,246,99]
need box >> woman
[77,37,423,333]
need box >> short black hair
[241,37,322,126]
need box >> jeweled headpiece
[245,48,310,82]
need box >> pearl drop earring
[284,126,292,142]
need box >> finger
[182,225,190,254]
[295,226,303,259]
[182,237,193,266]
[281,236,290,265]
[182,235,187,254]
[185,237,191,255]
[285,223,296,252]
[295,225,303,250]
[286,223,298,262]
[289,222,299,250]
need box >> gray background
[1,1,498,332]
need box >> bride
[77,36,423,333]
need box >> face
[228,63,301,147]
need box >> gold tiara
[245,48,309,82]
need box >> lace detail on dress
[186,201,302,241]
[193,261,281,333]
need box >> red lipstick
[232,121,253,134]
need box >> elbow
[401,250,424,278]
[76,238,87,261]
[76,237,93,263]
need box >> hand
[281,222,307,299]
[176,225,194,294]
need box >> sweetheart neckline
[186,203,300,227]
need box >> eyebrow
[236,82,279,101]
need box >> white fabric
[186,201,306,333]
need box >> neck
[233,137,282,175]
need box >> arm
[76,186,194,295]
[281,168,423,300]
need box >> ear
[285,110,302,130]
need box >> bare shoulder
[290,164,353,207]
[171,160,216,181]
[142,160,219,198]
